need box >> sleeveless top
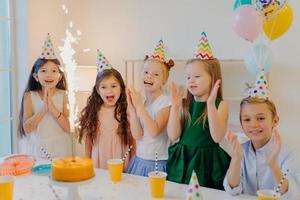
[19,90,71,159]
[167,98,231,189]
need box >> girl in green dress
[166,32,231,190]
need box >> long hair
[18,58,67,137]
[182,58,223,126]
[78,68,130,146]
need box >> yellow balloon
[263,4,293,41]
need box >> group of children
[18,33,300,198]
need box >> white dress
[19,90,71,159]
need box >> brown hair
[239,97,278,123]
[18,58,67,137]
[78,68,130,146]
[182,58,223,126]
[144,55,174,82]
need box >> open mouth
[144,80,153,86]
[45,80,54,84]
[189,85,197,90]
[106,95,115,101]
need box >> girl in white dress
[18,34,71,159]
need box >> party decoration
[149,39,166,63]
[244,43,272,74]
[249,70,270,100]
[233,5,263,42]
[39,33,57,59]
[97,49,112,72]
[186,170,203,200]
[193,32,214,59]
[255,0,281,19]
[263,3,293,41]
[0,154,35,176]
[233,0,252,10]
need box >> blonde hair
[239,97,278,122]
[183,58,223,126]
[144,55,174,82]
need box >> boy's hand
[267,129,281,165]
[226,130,243,160]
[207,79,221,106]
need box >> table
[11,169,256,200]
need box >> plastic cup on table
[257,189,279,200]
[0,176,14,200]
[148,171,167,198]
[107,159,124,183]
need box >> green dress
[167,98,231,190]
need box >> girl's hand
[129,86,144,111]
[207,79,221,106]
[227,130,243,160]
[170,82,182,107]
[267,129,281,165]
[47,91,57,114]
[126,87,136,113]
[41,89,48,113]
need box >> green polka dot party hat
[39,33,57,60]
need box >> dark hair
[18,58,67,137]
[78,68,130,146]
[183,58,223,126]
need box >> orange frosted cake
[51,157,95,182]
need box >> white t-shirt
[136,95,171,160]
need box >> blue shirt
[223,139,300,199]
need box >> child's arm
[167,82,182,141]
[207,80,229,143]
[129,87,170,137]
[126,88,143,140]
[48,91,70,133]
[85,135,92,158]
[226,130,243,189]
[267,129,289,195]
[23,91,48,133]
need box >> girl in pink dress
[78,51,134,170]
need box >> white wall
[25,0,300,162]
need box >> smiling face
[97,75,121,107]
[186,61,212,101]
[142,60,167,93]
[240,101,279,149]
[34,61,62,89]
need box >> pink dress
[91,106,130,170]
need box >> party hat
[39,33,57,59]
[193,32,214,60]
[186,170,203,200]
[149,39,166,63]
[249,70,270,100]
[97,49,112,72]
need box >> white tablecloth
[11,169,256,200]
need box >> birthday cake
[51,157,95,182]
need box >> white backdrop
[14,0,300,164]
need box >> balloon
[233,0,252,10]
[244,43,273,75]
[233,5,263,42]
[255,0,281,20]
[263,4,293,41]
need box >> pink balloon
[233,5,263,42]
